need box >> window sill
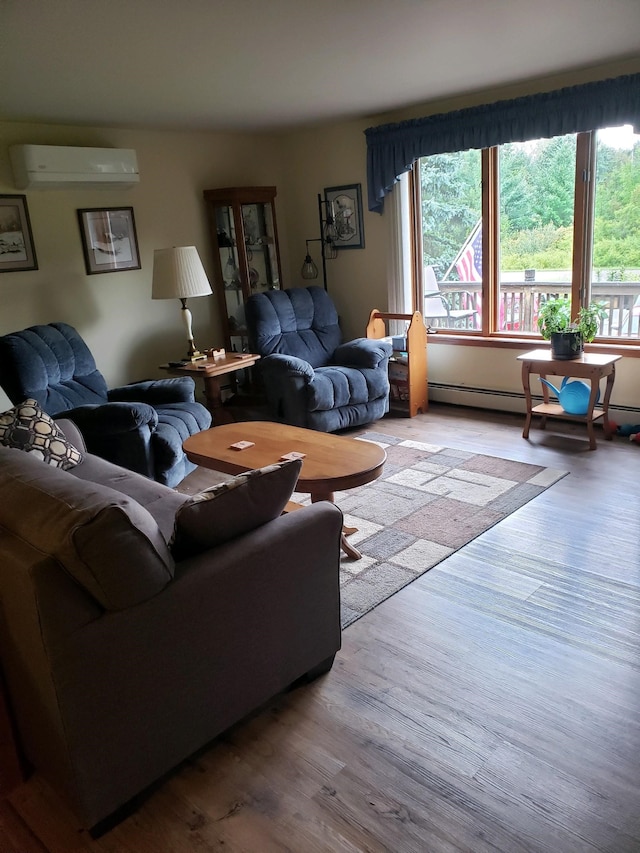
[426,332,640,358]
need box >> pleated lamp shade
[152,246,212,359]
[151,246,212,300]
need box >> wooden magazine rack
[366,310,428,417]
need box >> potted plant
[537,296,606,360]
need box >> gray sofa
[0,420,342,833]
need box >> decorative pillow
[0,398,83,469]
[170,458,302,558]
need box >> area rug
[293,432,567,629]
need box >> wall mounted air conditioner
[9,145,139,189]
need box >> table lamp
[152,246,212,361]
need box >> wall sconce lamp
[300,194,338,291]
[152,246,213,361]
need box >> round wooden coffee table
[183,421,386,559]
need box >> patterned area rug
[294,432,567,629]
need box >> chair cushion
[246,287,342,368]
[170,458,302,558]
[0,322,108,414]
[307,397,390,433]
[0,399,83,469]
[308,366,390,412]
[0,447,174,610]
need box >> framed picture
[77,207,141,275]
[0,194,38,272]
[324,183,365,249]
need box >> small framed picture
[324,183,365,249]
[77,206,141,275]
[0,194,38,272]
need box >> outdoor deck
[433,281,640,337]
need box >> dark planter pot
[550,331,583,360]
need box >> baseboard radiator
[428,382,640,425]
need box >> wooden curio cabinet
[203,186,282,353]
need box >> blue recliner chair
[245,287,392,432]
[0,322,211,487]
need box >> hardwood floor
[3,405,640,852]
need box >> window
[417,150,482,331]
[412,124,640,343]
[591,125,640,338]
[498,134,576,335]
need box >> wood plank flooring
[3,405,640,852]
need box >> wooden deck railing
[432,281,640,338]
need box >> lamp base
[186,335,207,362]
[182,301,208,362]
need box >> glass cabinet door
[204,187,282,353]
[214,203,245,353]
[241,202,280,294]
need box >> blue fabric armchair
[245,287,392,432]
[0,323,211,487]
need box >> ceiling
[2,0,640,132]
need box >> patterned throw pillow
[170,458,302,558]
[0,398,83,469]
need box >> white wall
[277,118,388,342]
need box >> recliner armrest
[333,337,392,369]
[109,377,196,405]
[58,402,159,436]
[260,353,315,382]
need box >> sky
[598,124,638,149]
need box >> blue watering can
[539,376,598,415]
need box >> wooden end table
[517,349,621,450]
[160,353,260,424]
[183,421,387,559]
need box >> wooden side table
[517,349,621,450]
[160,353,260,424]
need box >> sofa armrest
[109,377,196,405]
[260,353,315,382]
[54,418,88,452]
[334,337,392,369]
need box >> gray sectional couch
[0,420,342,833]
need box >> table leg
[586,376,602,450]
[202,375,234,424]
[312,491,362,560]
[521,362,533,439]
[539,371,551,430]
[601,367,616,440]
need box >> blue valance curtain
[365,73,640,214]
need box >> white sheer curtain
[385,172,413,333]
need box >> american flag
[454,221,482,283]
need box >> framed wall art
[0,194,38,272]
[324,183,365,249]
[77,206,141,275]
